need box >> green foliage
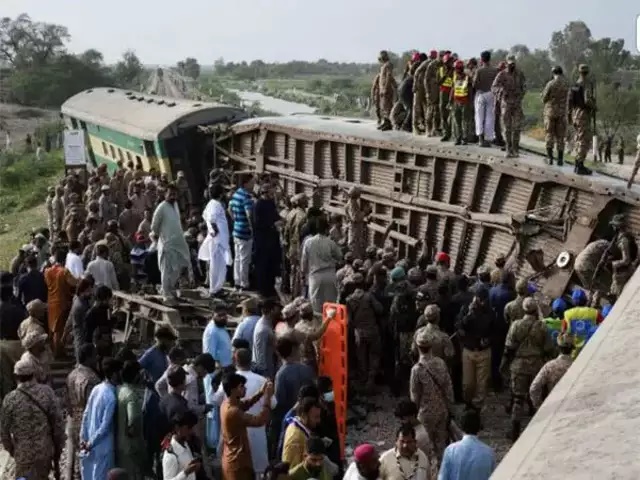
[113,50,146,89]
[0,149,64,214]
[177,57,201,80]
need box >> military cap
[416,328,436,348]
[515,278,528,295]
[26,299,47,318]
[282,303,298,319]
[522,297,538,314]
[407,267,424,283]
[343,252,354,262]
[578,64,589,73]
[506,54,516,64]
[350,272,365,284]
[14,358,36,376]
[378,50,389,61]
[22,331,48,350]
[551,65,563,75]
[352,259,364,270]
[425,265,438,277]
[556,333,573,349]
[424,304,440,322]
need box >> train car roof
[232,114,640,204]
[61,87,247,141]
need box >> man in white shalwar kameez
[198,184,232,297]
[150,184,193,303]
[212,348,276,479]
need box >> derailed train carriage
[216,114,640,299]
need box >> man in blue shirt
[228,174,255,291]
[438,409,495,480]
[232,297,261,352]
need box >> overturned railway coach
[60,87,247,200]
[218,114,640,298]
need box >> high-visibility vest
[453,75,469,100]
[563,306,599,358]
[439,66,453,91]
[543,316,563,344]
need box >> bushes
[0,150,65,214]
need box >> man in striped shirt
[229,174,256,291]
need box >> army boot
[509,420,522,442]
[513,133,521,157]
[546,147,554,165]
[557,150,564,166]
[504,140,514,158]
[379,118,392,131]
[575,161,592,175]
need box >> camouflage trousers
[501,104,524,153]
[611,270,633,296]
[572,110,592,161]
[391,101,409,130]
[381,92,394,119]
[425,93,440,134]
[452,102,471,142]
[544,114,567,151]
[439,93,451,137]
[412,91,427,134]
[510,372,536,422]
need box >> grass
[0,149,65,268]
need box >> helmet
[454,60,464,70]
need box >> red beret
[435,251,450,263]
[354,444,377,463]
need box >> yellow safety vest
[563,306,599,358]
[439,66,453,90]
[453,75,469,99]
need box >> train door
[143,140,160,171]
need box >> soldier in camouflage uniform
[568,64,595,175]
[626,133,640,189]
[424,51,442,136]
[371,72,381,126]
[345,186,370,259]
[283,193,308,297]
[412,304,454,362]
[503,279,531,325]
[437,54,455,141]
[501,297,554,441]
[465,58,479,143]
[491,55,526,158]
[376,50,397,131]
[412,53,429,134]
[541,66,570,165]
[607,214,638,297]
[529,333,573,409]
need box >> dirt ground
[0,103,59,148]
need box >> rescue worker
[568,64,595,175]
[376,50,396,131]
[424,50,441,136]
[491,55,526,158]
[541,66,570,165]
[437,54,454,141]
[561,288,603,358]
[543,298,568,345]
[529,333,574,409]
[412,53,429,135]
[500,297,554,441]
[450,60,471,145]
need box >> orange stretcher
[318,302,348,460]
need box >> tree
[596,83,640,137]
[177,57,200,79]
[587,38,631,81]
[0,14,69,69]
[113,50,144,88]
[518,49,554,90]
[549,21,592,73]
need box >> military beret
[523,297,538,314]
[14,358,36,376]
[22,331,48,350]
[424,304,440,321]
[282,303,298,319]
[416,328,436,348]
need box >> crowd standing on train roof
[0,144,638,480]
[371,49,599,176]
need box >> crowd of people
[0,149,633,480]
[371,49,597,175]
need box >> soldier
[45,187,55,235]
[98,185,117,223]
[175,170,192,215]
[376,50,397,131]
[423,50,441,136]
[412,305,454,362]
[607,214,638,297]
[541,66,570,165]
[529,333,573,409]
[465,57,478,143]
[437,54,454,142]
[52,186,65,235]
[568,64,595,175]
[450,60,471,145]
[503,279,531,325]
[412,53,429,134]
[626,134,640,189]
[345,186,370,260]
[283,193,308,297]
[371,72,381,125]
[492,55,526,158]
[500,297,554,441]
[473,51,499,148]
[617,136,625,165]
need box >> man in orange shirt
[44,249,77,357]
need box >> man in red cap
[343,444,381,480]
[424,50,441,136]
[450,60,471,145]
[435,251,455,291]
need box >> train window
[109,145,116,158]
[126,152,132,162]
[102,142,108,155]
[118,148,124,161]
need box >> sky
[3,0,639,65]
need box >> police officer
[501,297,554,441]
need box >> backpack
[568,83,586,110]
